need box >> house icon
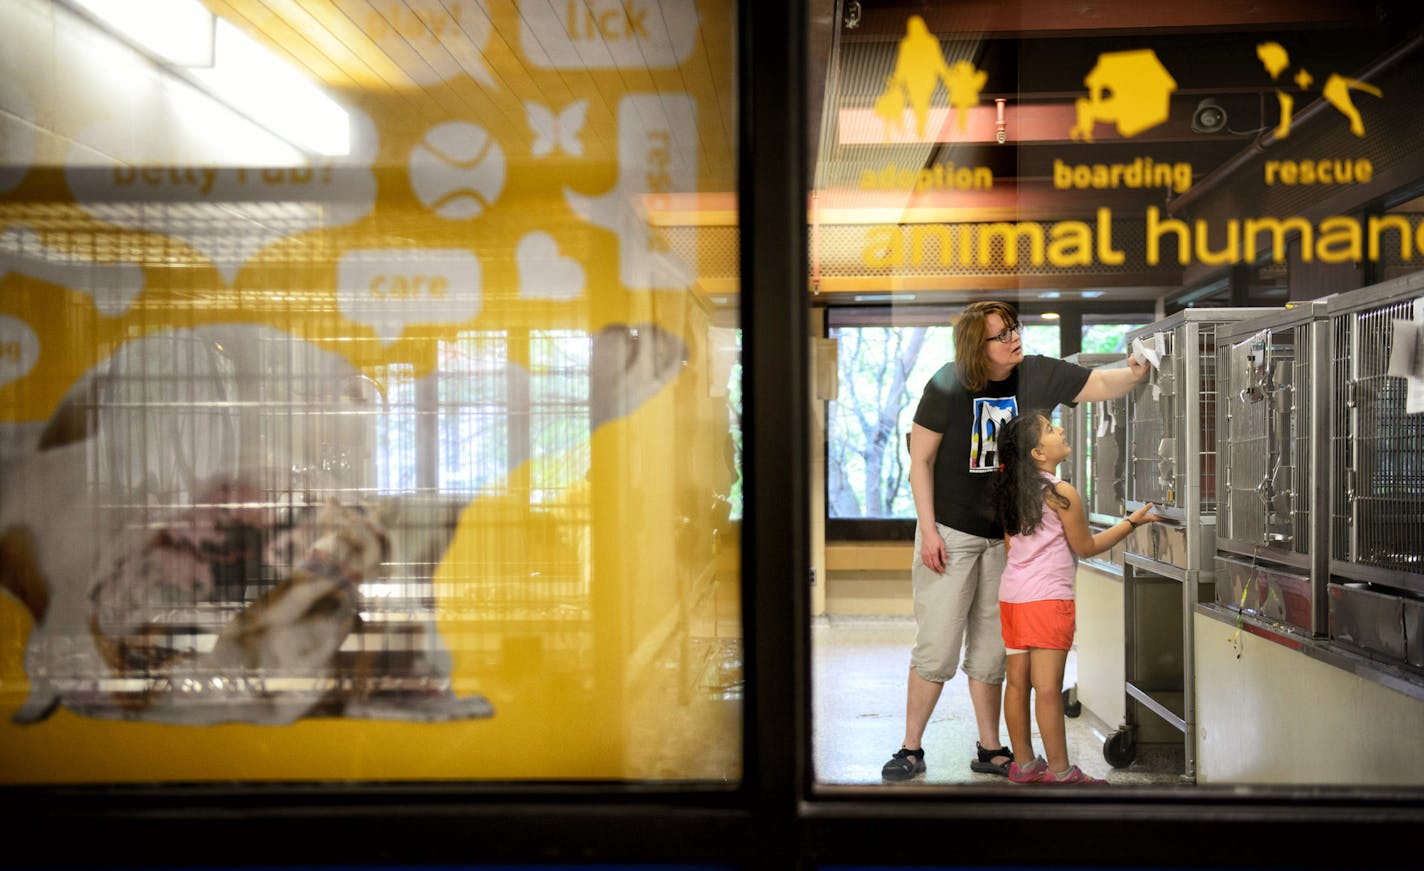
[1071,49,1178,141]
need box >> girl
[991,410,1159,785]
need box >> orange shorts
[999,599,1076,652]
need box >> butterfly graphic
[527,100,589,157]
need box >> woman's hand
[920,528,947,573]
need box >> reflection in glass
[0,0,740,784]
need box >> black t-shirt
[912,354,1091,538]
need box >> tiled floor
[811,614,1187,787]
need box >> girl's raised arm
[1051,483,1159,558]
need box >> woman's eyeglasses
[985,323,1022,344]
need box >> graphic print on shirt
[970,395,1018,472]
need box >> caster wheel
[1062,688,1081,718]
[1103,728,1135,768]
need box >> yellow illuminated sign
[857,20,1407,272]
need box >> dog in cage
[0,322,684,726]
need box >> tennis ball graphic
[408,121,506,219]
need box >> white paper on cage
[1387,298,1424,413]
[1131,333,1165,370]
[1132,332,1167,401]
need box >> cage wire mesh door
[1123,309,1279,564]
[1329,274,1424,671]
[1061,353,1119,499]
[1214,302,1332,637]
[1063,353,1126,571]
[1088,389,1129,524]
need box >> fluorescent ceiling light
[1041,312,1061,320]
[69,0,214,67]
[189,21,350,156]
[168,77,307,166]
[68,1,349,157]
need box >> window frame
[8,4,1424,868]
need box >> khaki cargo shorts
[909,522,1007,685]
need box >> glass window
[1020,323,1061,357]
[1082,321,1150,354]
[809,0,1424,804]
[826,323,954,521]
[3,1,1423,866]
[0,0,740,785]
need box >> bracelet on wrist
[1124,517,1141,529]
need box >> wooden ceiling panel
[205,0,398,89]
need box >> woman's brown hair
[953,300,1018,391]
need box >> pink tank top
[999,472,1077,604]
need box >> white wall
[1194,611,1424,785]
[1074,563,1126,730]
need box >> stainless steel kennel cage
[1214,301,1333,638]
[1058,352,1121,720]
[1106,307,1279,778]
[1062,353,1131,575]
[1327,273,1424,673]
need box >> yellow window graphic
[873,15,989,140]
[1070,49,1177,142]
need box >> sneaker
[1041,764,1107,785]
[1008,756,1049,783]
[881,747,926,781]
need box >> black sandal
[881,747,926,781]
[970,741,1014,776]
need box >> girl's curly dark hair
[992,410,1069,536]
